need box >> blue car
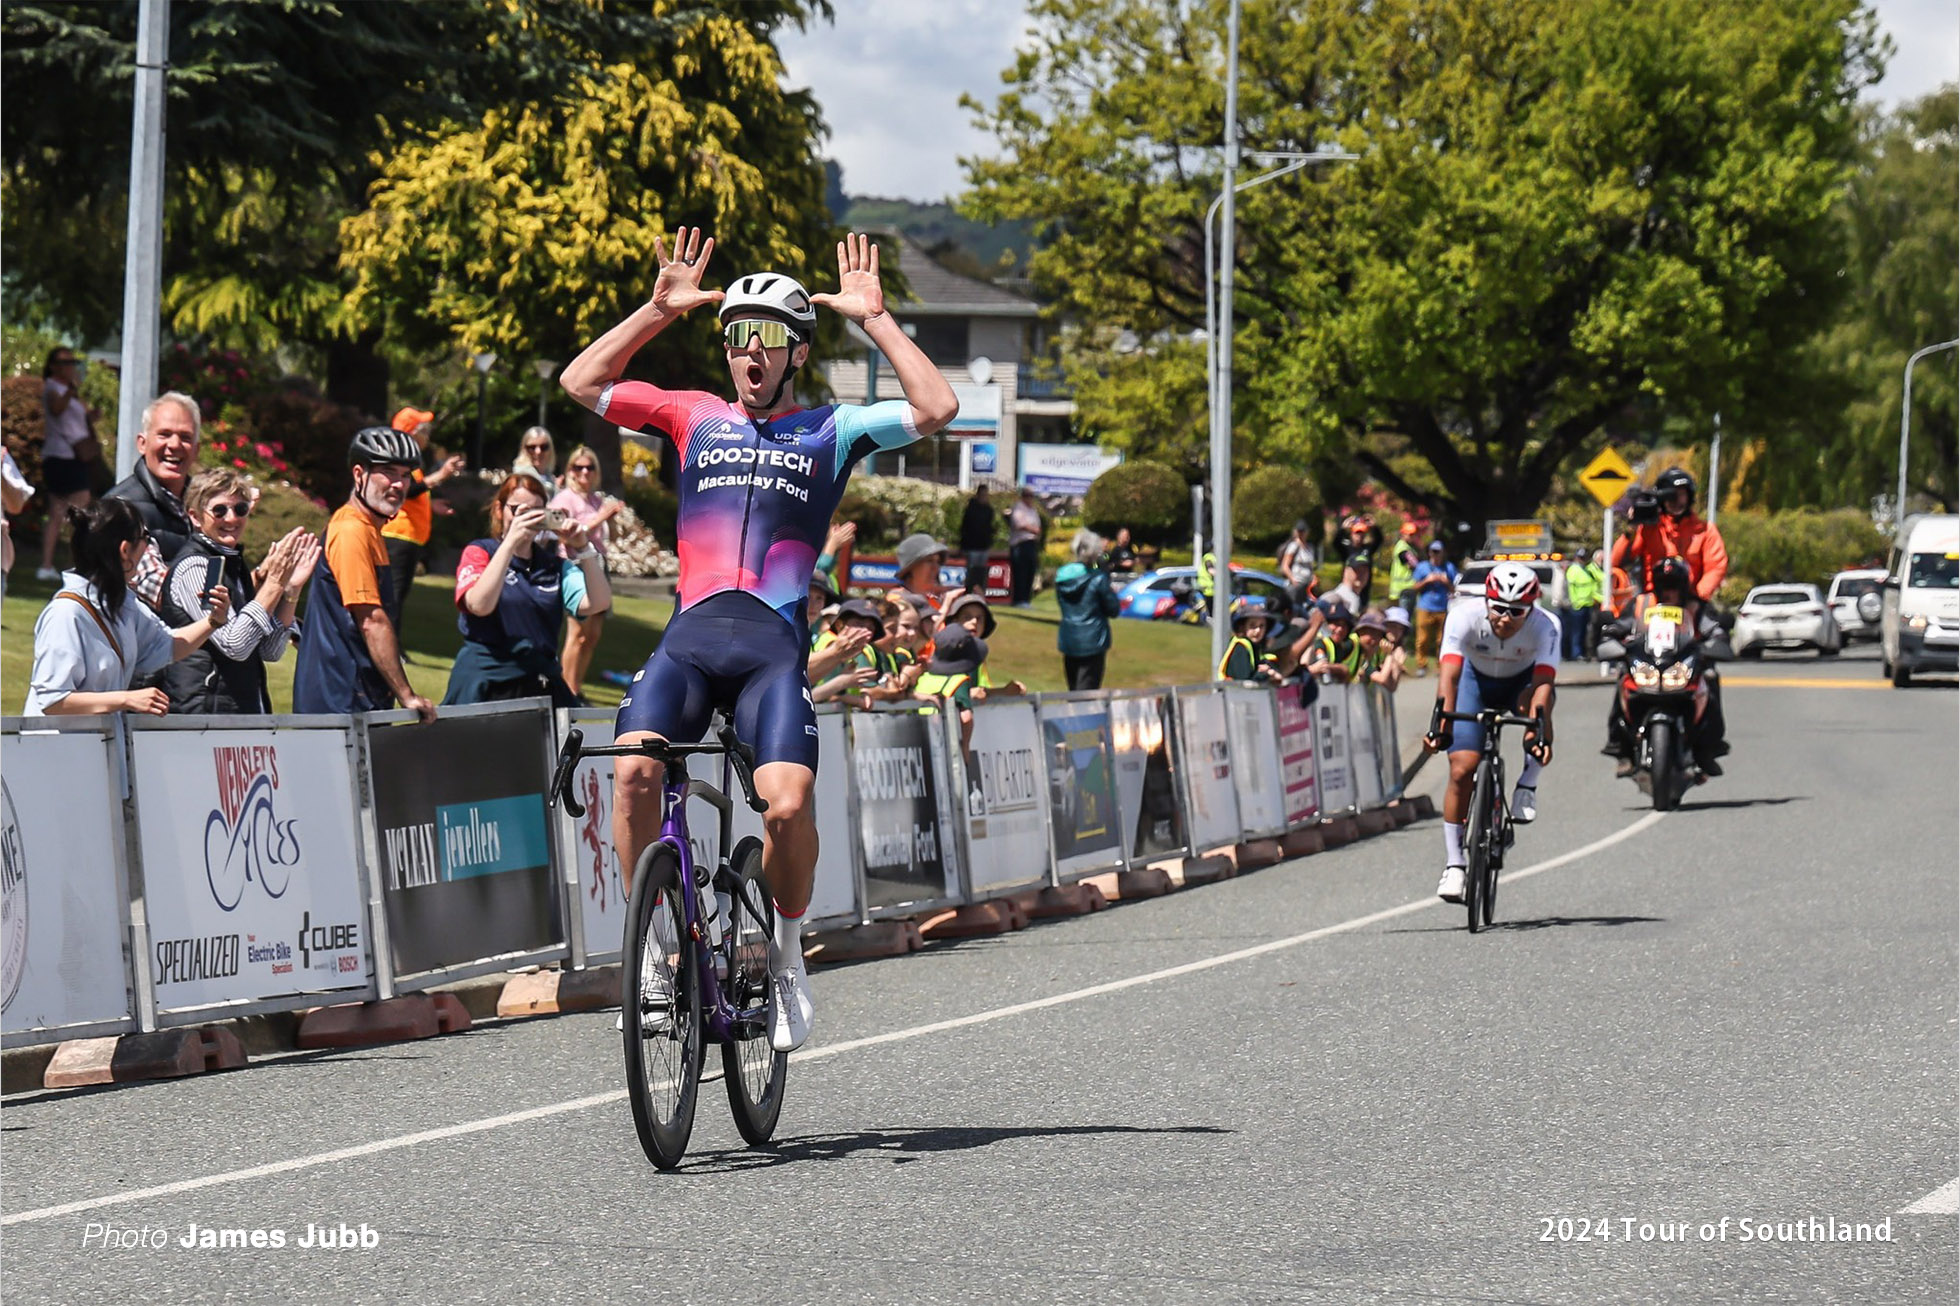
[1115,564,1293,621]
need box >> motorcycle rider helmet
[1484,561,1541,607]
[719,273,817,333]
[348,424,421,469]
[1651,555,1692,598]
[1654,466,1696,516]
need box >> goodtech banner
[850,710,955,911]
[1348,683,1384,808]
[1108,693,1184,863]
[1315,687,1357,814]
[131,727,368,1010]
[1037,701,1123,876]
[2,727,133,1039]
[1223,684,1287,837]
[1275,691,1321,826]
[1174,687,1241,851]
[368,708,562,978]
[964,701,1050,893]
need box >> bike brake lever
[551,729,585,817]
[718,725,770,814]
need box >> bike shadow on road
[1385,915,1664,935]
[1665,794,1808,812]
[683,1123,1232,1172]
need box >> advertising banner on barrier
[1314,686,1357,814]
[1371,688,1402,798]
[1175,688,1241,851]
[1348,684,1384,808]
[130,727,369,1010]
[1275,689,1321,826]
[851,710,956,911]
[368,708,562,978]
[1223,685,1287,838]
[1109,693,1184,864]
[1036,700,1123,876]
[2,727,134,1041]
[963,701,1051,894]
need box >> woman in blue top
[442,474,611,707]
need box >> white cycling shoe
[1436,865,1467,903]
[767,966,813,1052]
[1511,785,1537,824]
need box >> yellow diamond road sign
[1579,448,1635,508]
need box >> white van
[1880,513,1959,687]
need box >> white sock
[1517,755,1542,789]
[771,901,805,974]
[1443,821,1466,867]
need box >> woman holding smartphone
[157,469,319,714]
[442,473,610,706]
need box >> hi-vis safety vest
[914,670,973,706]
[1218,634,1264,681]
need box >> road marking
[1,810,1666,1227]
[1723,676,1887,689]
[1900,1178,1959,1215]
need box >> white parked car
[1825,568,1886,641]
[1733,584,1841,658]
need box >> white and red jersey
[1440,599,1560,679]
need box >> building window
[908,319,969,366]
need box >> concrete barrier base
[1090,865,1173,900]
[1231,838,1284,870]
[1028,882,1107,917]
[1176,854,1236,887]
[295,996,442,1050]
[919,900,1024,940]
[44,1026,247,1089]
[1279,827,1326,858]
[1321,815,1361,846]
[804,919,922,964]
[1357,809,1396,837]
[497,967,618,1017]
[1408,793,1439,819]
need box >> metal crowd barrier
[0,673,1407,1048]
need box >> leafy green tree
[963,0,1881,524]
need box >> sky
[778,0,1960,204]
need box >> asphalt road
[4,647,1954,1303]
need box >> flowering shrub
[158,343,270,419]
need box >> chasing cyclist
[1422,562,1558,903]
[560,229,956,1052]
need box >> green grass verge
[2,575,1213,713]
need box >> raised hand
[286,533,322,587]
[204,583,231,627]
[648,226,724,317]
[507,507,549,549]
[560,518,591,555]
[809,232,886,323]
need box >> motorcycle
[1598,604,1730,811]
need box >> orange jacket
[1612,512,1729,601]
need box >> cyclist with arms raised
[561,229,957,1052]
[1422,562,1558,903]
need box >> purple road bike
[552,717,786,1169]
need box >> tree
[962,0,1882,524]
[1739,88,1957,513]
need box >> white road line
[2,810,1666,1228]
[1900,1178,1960,1215]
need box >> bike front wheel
[1482,759,1504,927]
[623,843,702,1170]
[719,837,789,1145]
[1464,759,1492,934]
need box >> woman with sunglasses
[513,426,558,492]
[549,445,624,696]
[155,469,320,714]
[1420,562,1559,904]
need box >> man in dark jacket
[104,391,200,609]
[1054,529,1121,690]
[958,484,996,592]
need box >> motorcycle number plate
[1648,605,1684,625]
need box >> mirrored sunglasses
[569,463,597,473]
[1488,602,1528,618]
[722,319,795,350]
[205,502,252,519]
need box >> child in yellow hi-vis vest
[912,625,985,750]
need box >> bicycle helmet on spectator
[348,425,421,469]
[1485,561,1541,607]
[719,273,817,334]
[1651,555,1692,597]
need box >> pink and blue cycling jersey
[597,381,921,625]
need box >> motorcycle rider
[1422,563,1558,903]
[1612,466,1728,600]
[1602,554,1730,778]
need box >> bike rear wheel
[623,844,701,1170]
[1464,759,1492,933]
[720,837,789,1145]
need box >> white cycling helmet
[1485,561,1542,607]
[719,273,816,333]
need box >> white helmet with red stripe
[1485,561,1541,606]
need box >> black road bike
[1430,704,1546,934]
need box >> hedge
[1233,465,1318,553]
[1082,460,1187,545]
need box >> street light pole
[1209,0,1243,673]
[532,359,557,428]
[1706,412,1720,531]
[114,0,170,481]
[1896,338,1959,521]
[470,351,497,469]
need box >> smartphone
[195,556,225,602]
[542,508,573,532]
